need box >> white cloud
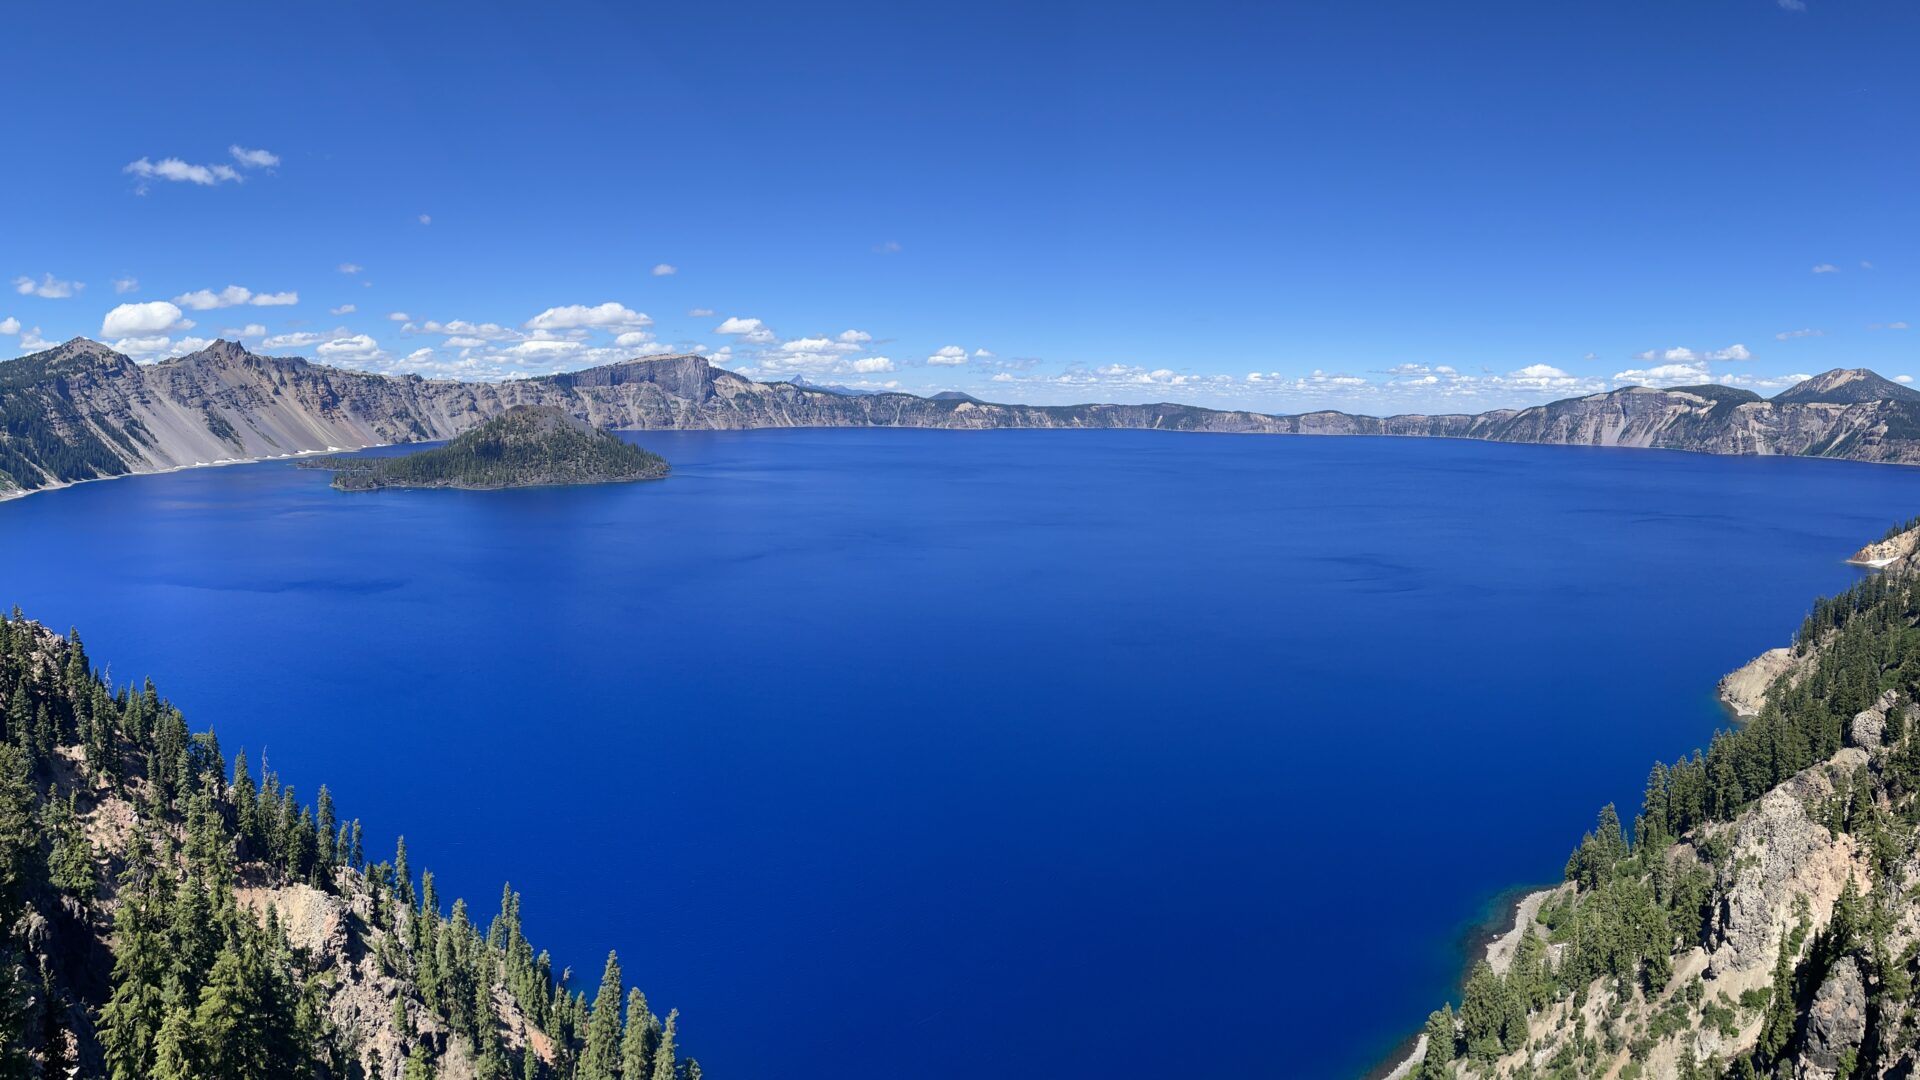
[317,334,383,361]
[1812,263,1839,273]
[444,336,488,348]
[174,285,297,309]
[175,285,253,310]
[330,304,356,315]
[123,157,243,187]
[222,323,268,338]
[1612,362,1712,387]
[113,277,139,294]
[1861,260,1876,270]
[262,332,328,348]
[614,330,658,348]
[1632,344,1751,363]
[651,264,677,276]
[973,348,994,358]
[102,300,188,337]
[387,311,411,322]
[1505,364,1594,391]
[0,318,18,335]
[873,240,902,254]
[526,302,651,331]
[714,316,775,344]
[338,263,363,275]
[927,345,968,366]
[14,274,81,298]
[504,339,582,358]
[1869,321,1909,331]
[1775,328,1824,340]
[852,357,895,373]
[1898,375,1915,384]
[229,145,279,169]
[417,214,432,226]
[837,329,872,344]
[18,327,51,351]
[688,307,715,317]
[111,335,173,356]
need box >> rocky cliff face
[6,339,1920,496]
[1409,525,1920,1080]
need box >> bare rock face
[1707,749,1868,976]
[1799,957,1867,1079]
[1720,647,1800,718]
[1851,690,1899,750]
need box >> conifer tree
[649,1009,678,1080]
[581,951,624,1080]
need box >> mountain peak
[1772,368,1920,405]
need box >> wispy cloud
[1811,263,1840,273]
[1631,344,1751,363]
[229,145,279,169]
[13,274,81,299]
[338,263,363,275]
[173,285,298,310]
[651,264,677,276]
[1774,328,1824,340]
[113,277,139,294]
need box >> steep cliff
[7,338,1920,498]
[1405,523,1920,1080]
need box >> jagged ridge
[6,338,1920,497]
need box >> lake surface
[5,430,1920,1078]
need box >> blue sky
[2,0,1914,412]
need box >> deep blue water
[5,430,1920,1078]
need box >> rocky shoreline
[1374,886,1563,1080]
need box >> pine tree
[622,988,657,1080]
[649,1009,678,1080]
[581,951,624,1080]
[1418,1003,1455,1078]
[0,744,38,917]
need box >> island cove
[7,337,1920,498]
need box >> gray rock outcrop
[1800,957,1867,1078]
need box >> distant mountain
[1771,367,1920,405]
[4,338,1920,497]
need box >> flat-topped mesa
[540,352,714,396]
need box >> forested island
[0,614,695,1079]
[303,406,669,492]
[1396,523,1920,1079]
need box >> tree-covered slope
[0,614,698,1080]
[308,406,669,491]
[1405,527,1920,1080]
